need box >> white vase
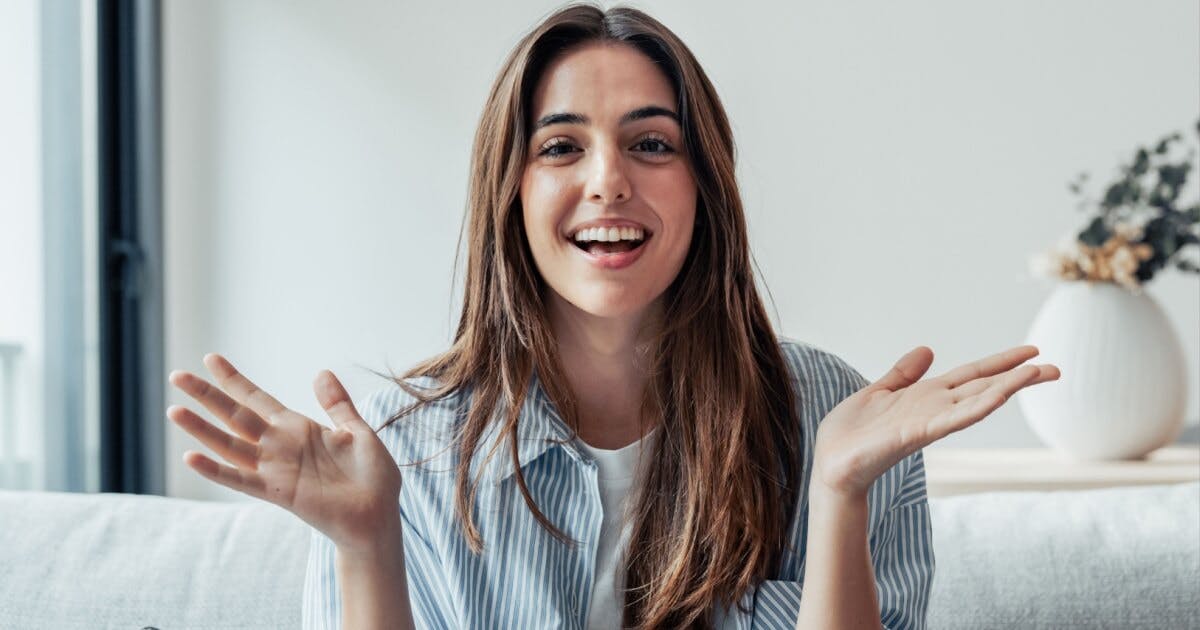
[1016,281,1188,461]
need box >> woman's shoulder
[776,336,872,396]
[775,336,874,436]
[357,374,464,422]
[356,374,468,467]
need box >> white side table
[923,446,1200,498]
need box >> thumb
[874,346,935,391]
[312,370,368,431]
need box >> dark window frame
[97,0,164,494]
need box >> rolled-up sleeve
[742,460,936,630]
[301,526,340,630]
[872,451,936,630]
[298,510,455,630]
[396,489,457,629]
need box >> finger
[995,363,1044,396]
[168,405,261,470]
[312,370,370,431]
[956,364,1041,415]
[182,450,268,500]
[169,370,270,441]
[202,353,289,424]
[874,346,935,391]
[1020,364,1061,387]
[924,364,1044,443]
[940,345,1040,389]
[950,364,1060,402]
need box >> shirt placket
[570,451,603,628]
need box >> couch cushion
[927,481,1200,629]
[3,482,1197,629]
[0,490,309,629]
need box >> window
[1,0,163,494]
[0,0,100,492]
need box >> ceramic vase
[1016,281,1188,460]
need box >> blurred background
[2,0,1197,502]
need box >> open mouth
[570,235,648,256]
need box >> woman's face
[520,42,697,321]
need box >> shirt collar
[473,369,588,484]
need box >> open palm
[167,353,401,552]
[812,345,1061,498]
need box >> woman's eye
[536,136,675,160]
[634,138,674,154]
[538,140,577,159]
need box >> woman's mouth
[568,230,652,270]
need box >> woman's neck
[548,293,661,450]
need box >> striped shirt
[302,338,935,629]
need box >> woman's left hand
[811,345,1060,500]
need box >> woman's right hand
[167,353,402,554]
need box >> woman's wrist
[808,446,872,506]
[795,468,877,629]
[808,476,869,510]
[332,507,405,559]
[334,516,415,630]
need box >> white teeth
[572,226,646,243]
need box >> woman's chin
[561,289,657,320]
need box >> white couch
[1,483,1196,629]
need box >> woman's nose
[584,143,631,204]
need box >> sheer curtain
[0,0,101,493]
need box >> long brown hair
[377,3,802,627]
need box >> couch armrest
[0,490,309,629]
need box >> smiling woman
[165,2,1064,629]
[357,6,820,626]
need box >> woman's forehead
[529,43,675,124]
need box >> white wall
[163,0,1200,500]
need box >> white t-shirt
[576,428,658,629]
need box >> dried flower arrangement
[1029,119,1200,293]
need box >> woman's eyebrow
[533,105,679,131]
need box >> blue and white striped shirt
[302,338,935,629]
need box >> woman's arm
[336,518,416,630]
[792,485,878,630]
[793,345,1060,629]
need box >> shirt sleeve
[300,526,341,630]
[737,459,936,630]
[298,510,456,630]
[871,451,936,630]
[395,493,457,630]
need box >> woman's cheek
[523,174,573,249]
[658,190,697,267]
